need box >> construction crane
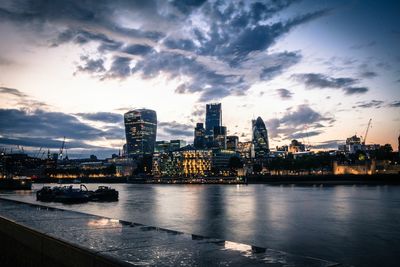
[362,119,372,145]
[59,136,66,160]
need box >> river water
[1,183,400,267]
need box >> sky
[0,0,399,158]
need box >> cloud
[0,86,49,109]
[293,73,369,95]
[388,101,400,108]
[276,88,293,99]
[0,86,28,97]
[0,109,123,146]
[343,87,368,95]
[76,56,105,74]
[352,100,384,109]
[0,0,332,102]
[265,104,333,141]
[75,112,123,124]
[360,71,378,78]
[293,73,357,89]
[280,104,333,126]
[123,44,154,55]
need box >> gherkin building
[252,117,269,158]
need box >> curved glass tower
[252,117,269,158]
[124,109,157,157]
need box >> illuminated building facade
[252,117,269,158]
[124,109,157,157]
[227,136,239,151]
[152,150,212,177]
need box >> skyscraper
[252,117,269,158]
[205,103,222,136]
[213,126,227,149]
[124,109,157,157]
[194,123,206,149]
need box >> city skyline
[0,0,399,158]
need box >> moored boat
[89,186,119,201]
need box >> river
[1,183,400,267]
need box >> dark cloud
[293,73,357,89]
[106,56,132,78]
[388,101,400,108]
[260,52,301,80]
[123,44,154,55]
[360,71,378,78]
[276,88,293,99]
[266,104,334,141]
[0,108,122,142]
[352,100,384,109]
[293,73,369,95]
[343,87,368,95]
[75,112,123,124]
[76,56,105,74]
[0,87,28,97]
[280,104,333,126]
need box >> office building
[205,103,222,136]
[124,109,157,157]
[194,123,206,149]
[252,117,269,158]
[213,126,227,149]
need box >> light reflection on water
[1,183,400,267]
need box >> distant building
[212,150,239,176]
[252,117,269,158]
[333,161,375,175]
[194,123,206,149]
[155,140,186,153]
[289,140,306,153]
[205,103,222,137]
[237,141,254,162]
[338,135,363,154]
[124,109,157,157]
[213,126,227,149]
[227,136,239,151]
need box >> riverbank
[29,174,400,185]
[0,198,344,267]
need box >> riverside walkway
[0,198,347,266]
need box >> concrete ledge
[0,216,132,267]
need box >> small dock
[0,198,346,266]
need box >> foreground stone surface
[0,198,347,266]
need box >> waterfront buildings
[252,117,270,159]
[124,109,157,157]
[152,150,212,177]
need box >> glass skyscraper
[205,103,222,136]
[124,109,157,157]
[194,123,206,149]
[252,117,269,158]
